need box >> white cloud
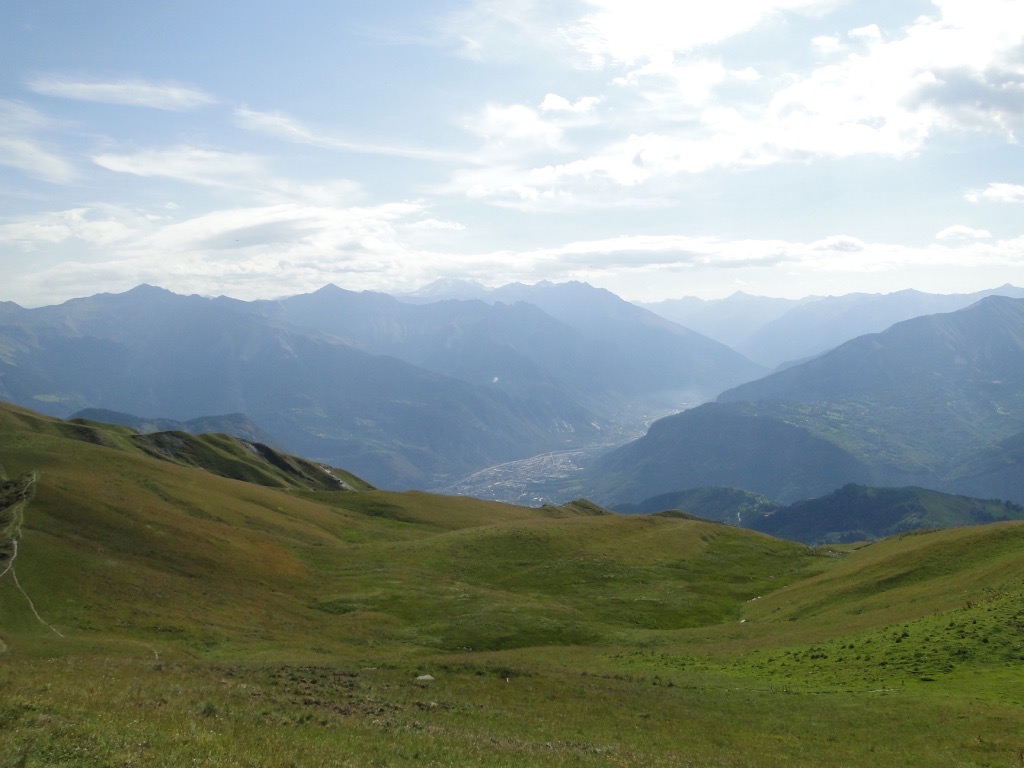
[134,205,320,253]
[0,100,58,132]
[936,224,993,240]
[849,24,882,43]
[3,200,451,305]
[234,107,463,162]
[732,67,762,82]
[468,103,565,149]
[898,1,1024,136]
[813,34,842,54]
[614,58,729,108]
[6,199,1024,306]
[441,0,558,62]
[92,146,267,188]
[811,235,867,252]
[0,135,76,184]
[90,144,364,206]
[269,179,364,207]
[153,202,420,258]
[401,217,466,232]
[23,4,1004,227]
[540,93,600,114]
[463,231,1024,294]
[965,182,1024,203]
[450,164,564,205]
[27,76,216,110]
[0,207,140,249]
[564,0,836,67]
[234,108,320,143]
[0,101,75,183]
[441,0,1024,207]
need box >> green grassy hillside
[2,402,1023,766]
[0,402,816,655]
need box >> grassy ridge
[0,403,819,655]
[2,402,1024,766]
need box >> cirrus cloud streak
[27,76,216,111]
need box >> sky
[2,0,1024,307]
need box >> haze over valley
[3,279,1024,517]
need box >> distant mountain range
[642,285,1024,368]
[259,281,761,412]
[590,296,1024,505]
[5,280,1024,504]
[0,282,758,489]
[396,279,764,403]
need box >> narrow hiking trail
[0,468,160,659]
[0,468,64,643]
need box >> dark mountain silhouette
[587,297,1024,505]
[589,402,872,504]
[750,484,1024,545]
[617,482,1024,545]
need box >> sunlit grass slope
[2,401,1023,767]
[0,401,819,657]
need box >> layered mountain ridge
[641,284,1024,368]
[0,281,759,490]
[589,295,1024,505]
[5,280,1024,508]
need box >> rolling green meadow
[2,402,1023,767]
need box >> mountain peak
[81,284,183,308]
[310,283,347,296]
[123,284,176,298]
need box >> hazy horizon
[5,277,1024,311]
